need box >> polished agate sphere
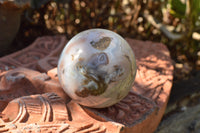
[58,29,136,108]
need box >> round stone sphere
[58,29,137,108]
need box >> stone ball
[58,29,137,108]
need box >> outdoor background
[1,0,200,132]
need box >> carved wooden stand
[0,36,173,133]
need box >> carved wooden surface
[0,36,173,133]
[0,36,66,72]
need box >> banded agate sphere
[58,29,136,108]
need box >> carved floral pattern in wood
[0,36,67,72]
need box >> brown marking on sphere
[82,79,90,85]
[114,65,124,77]
[75,72,108,98]
[71,55,74,61]
[124,55,134,76]
[75,87,89,97]
[90,37,111,50]
[62,69,65,74]
[76,63,84,72]
[117,92,125,100]
[78,57,84,62]
[74,51,114,98]
[74,52,110,98]
[108,65,124,82]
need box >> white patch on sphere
[58,29,136,108]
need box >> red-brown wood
[0,36,173,133]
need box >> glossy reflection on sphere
[58,29,136,108]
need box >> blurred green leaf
[169,0,186,18]
[192,0,200,12]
